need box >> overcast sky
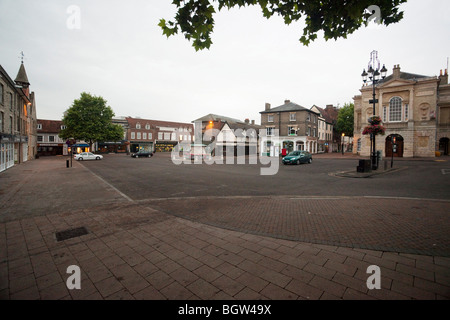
[1,0,449,124]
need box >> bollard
[66,159,70,168]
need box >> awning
[73,144,89,147]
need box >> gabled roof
[261,101,320,115]
[37,119,63,133]
[192,113,246,124]
[311,105,334,124]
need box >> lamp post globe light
[361,50,387,170]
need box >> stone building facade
[0,62,37,172]
[353,65,449,158]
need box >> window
[312,128,316,137]
[290,113,296,121]
[9,93,13,110]
[171,133,177,141]
[307,127,311,136]
[148,133,152,140]
[145,124,150,130]
[288,126,296,136]
[49,136,55,142]
[0,84,3,104]
[137,132,141,139]
[143,132,147,140]
[37,135,43,142]
[383,106,387,123]
[158,132,163,140]
[164,132,171,140]
[266,127,273,136]
[37,124,42,130]
[61,125,66,130]
[268,115,274,123]
[136,123,141,129]
[131,132,136,139]
[404,104,409,121]
[307,114,311,122]
[0,111,3,132]
[389,97,402,122]
[10,116,13,133]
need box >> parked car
[74,152,103,161]
[282,150,312,165]
[131,150,153,158]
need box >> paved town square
[1,154,449,301]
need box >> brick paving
[0,157,449,300]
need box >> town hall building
[353,65,450,158]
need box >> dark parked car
[282,150,312,165]
[131,150,153,158]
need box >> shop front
[155,141,178,152]
[37,143,64,156]
[98,141,128,154]
[0,134,15,172]
[130,141,153,153]
[72,143,90,154]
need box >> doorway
[385,134,404,157]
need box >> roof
[37,119,63,133]
[376,70,432,86]
[311,105,335,124]
[126,117,194,130]
[192,114,246,124]
[15,62,30,85]
[260,101,320,115]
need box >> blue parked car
[282,150,312,165]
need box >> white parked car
[74,152,103,161]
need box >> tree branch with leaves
[159,0,407,51]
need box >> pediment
[378,79,415,88]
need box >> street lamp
[361,50,387,170]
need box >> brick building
[260,100,320,155]
[126,117,194,153]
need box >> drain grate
[55,227,89,242]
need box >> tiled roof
[261,101,320,114]
[37,119,63,133]
[192,114,246,124]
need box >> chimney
[439,69,448,86]
[284,99,290,104]
[265,103,271,111]
[393,64,401,79]
[251,120,255,125]
[245,118,249,124]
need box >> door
[385,135,404,157]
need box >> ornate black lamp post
[361,50,387,170]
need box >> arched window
[136,123,141,129]
[145,124,150,130]
[389,97,402,122]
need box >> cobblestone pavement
[0,156,449,301]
